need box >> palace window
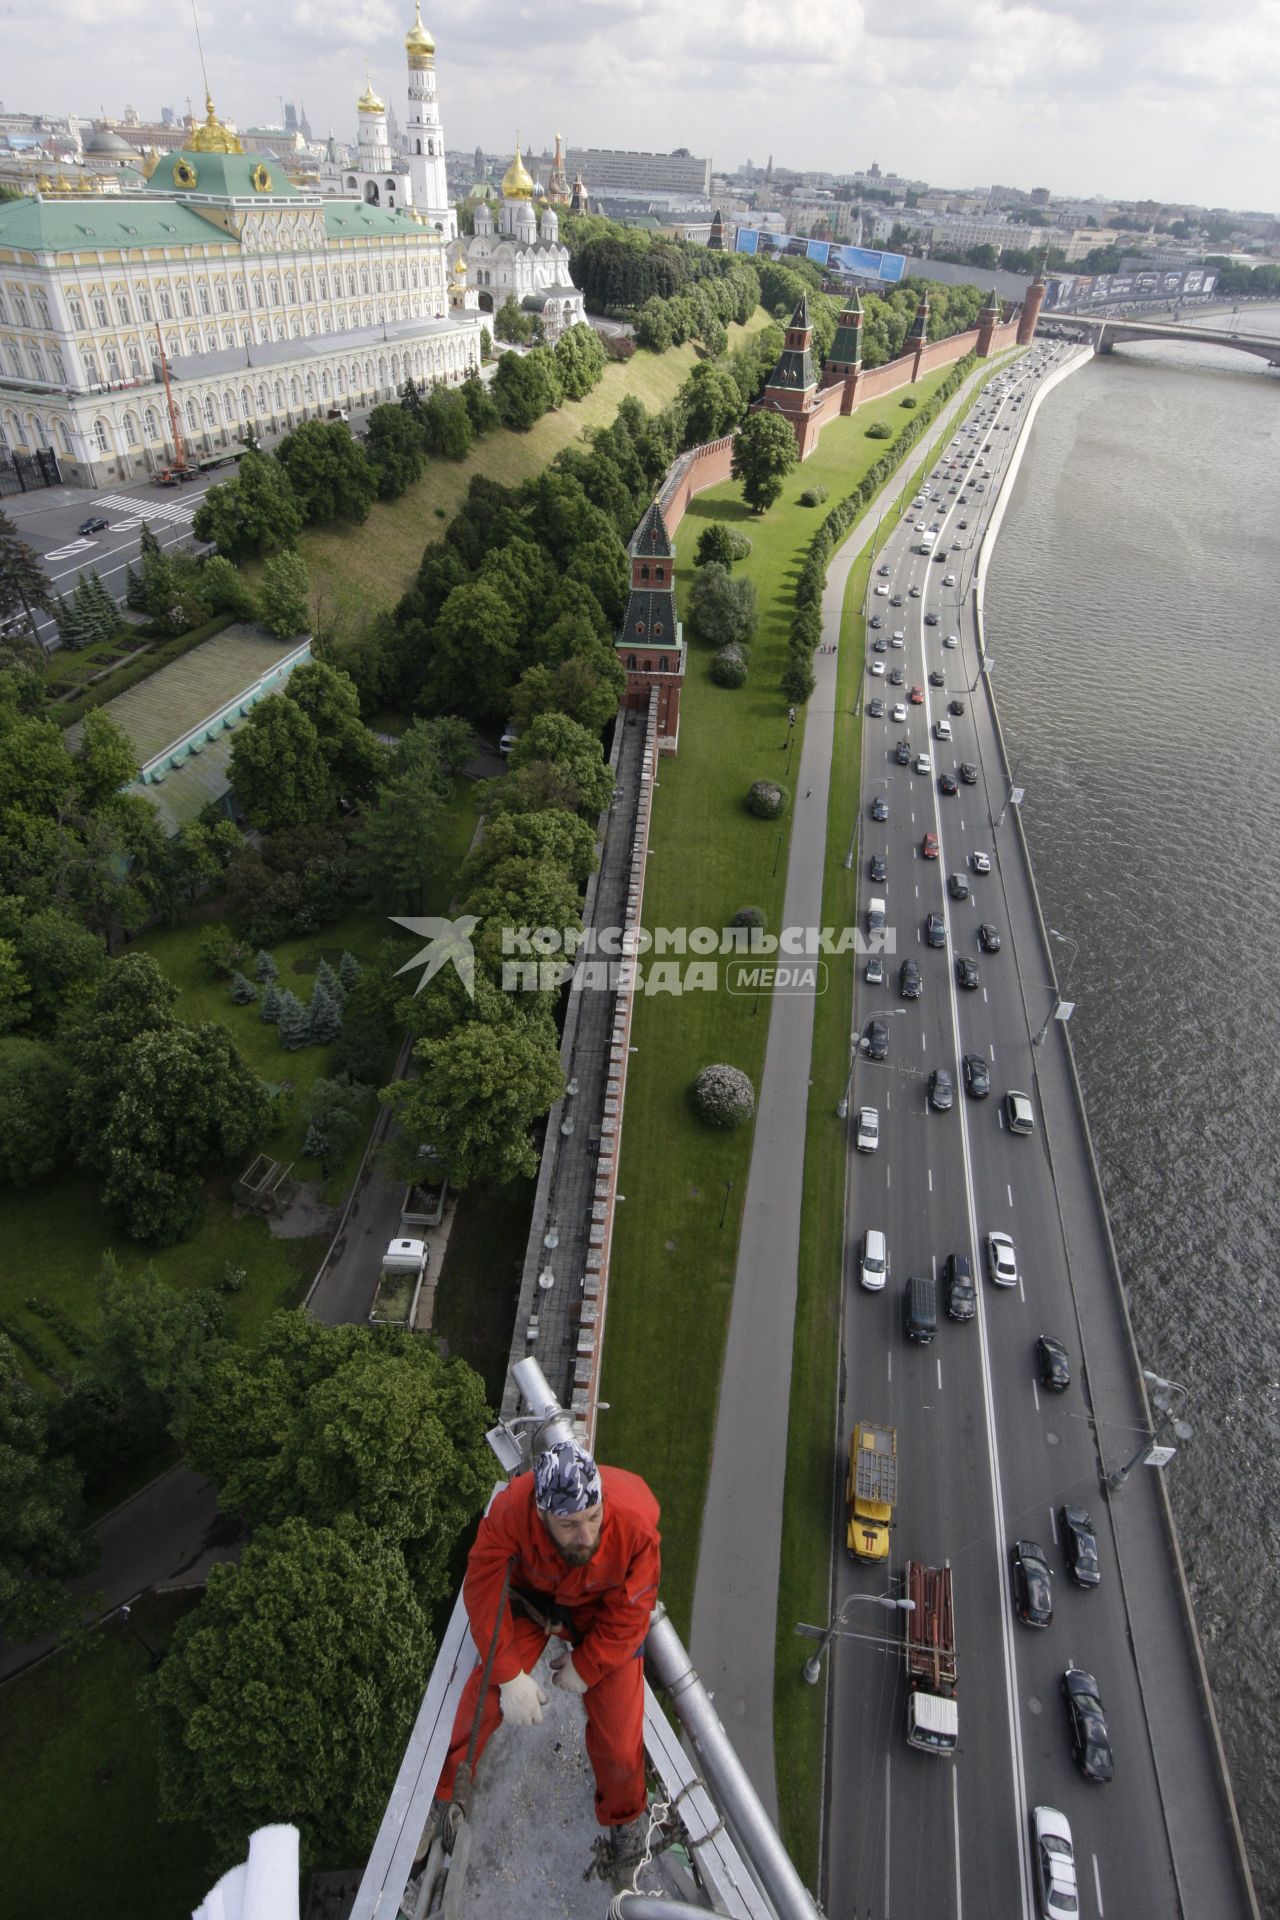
[56,421,72,454]
[128,342,143,377]
[218,283,230,312]
[137,290,152,322]
[123,411,139,445]
[178,285,192,318]
[94,418,110,452]
[286,276,297,304]
[144,406,159,438]
[157,287,173,320]
[92,294,109,327]
[14,293,31,328]
[204,394,216,426]
[235,282,246,310]
[69,295,87,329]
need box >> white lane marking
[989,1041,996,1061]
[1008,1183,1014,1208]
[936,1355,943,1393]
[931,1253,937,1277]
[1019,1274,1026,1306]
[921,1031,927,1052]
[45,538,94,561]
[952,1762,963,1919]
[983,987,989,1005]
[887,1349,893,1385]
[928,1167,933,1193]
[94,489,201,525]
[1093,1854,1104,1915]
[886,1163,891,1187]
[1032,1377,1040,1413]
[1049,1506,1059,1544]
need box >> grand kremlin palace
[0,86,484,489]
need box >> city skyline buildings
[2,0,1274,217]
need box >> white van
[861,1229,888,1292]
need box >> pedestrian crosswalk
[93,491,201,526]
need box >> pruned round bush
[712,645,749,688]
[746,779,788,819]
[731,905,767,932]
[799,484,829,507]
[899,396,918,409]
[692,1063,756,1130]
[727,530,753,561]
[865,421,892,439]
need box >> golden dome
[501,143,534,200]
[140,147,162,181]
[452,251,468,280]
[357,67,385,114]
[405,0,435,60]
[189,92,244,155]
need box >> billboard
[735,229,907,284]
[1045,265,1218,311]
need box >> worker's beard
[554,1534,602,1568]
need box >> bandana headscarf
[533,1440,602,1515]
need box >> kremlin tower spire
[405,0,455,236]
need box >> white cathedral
[462,146,585,343]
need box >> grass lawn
[599,363,966,1633]
[431,1175,536,1410]
[270,316,770,629]
[0,1593,211,1920]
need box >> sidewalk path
[689,367,994,1815]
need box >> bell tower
[405,1,455,236]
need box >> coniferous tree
[259,981,282,1024]
[313,956,344,1004]
[229,970,258,1004]
[337,950,360,994]
[306,978,343,1046]
[275,988,310,1050]
[123,561,148,612]
[254,949,278,984]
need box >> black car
[1011,1539,1054,1628]
[1059,1506,1102,1589]
[945,1252,975,1320]
[1037,1334,1071,1390]
[928,669,946,687]
[933,551,947,563]
[78,514,110,535]
[1063,1669,1114,1782]
[958,762,978,785]
[956,954,980,990]
[895,739,911,765]
[890,594,903,607]
[948,698,966,716]
[871,795,889,822]
[925,912,946,948]
[868,698,885,719]
[873,636,888,652]
[900,958,922,1000]
[948,872,969,901]
[978,922,1001,952]
[869,851,887,881]
[889,666,905,686]
[928,1067,954,1111]
[869,615,883,629]
[959,519,969,529]
[924,612,939,626]
[962,1053,991,1099]
[863,1018,889,1061]
[938,772,958,795]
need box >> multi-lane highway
[823,348,1251,1919]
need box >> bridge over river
[1046,310,1280,366]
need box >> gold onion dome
[502,143,534,200]
[453,252,468,280]
[357,68,385,114]
[405,1,435,58]
[190,92,244,154]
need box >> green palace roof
[143,148,303,201]
[0,195,230,254]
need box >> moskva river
[986,305,1280,1905]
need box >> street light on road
[1107,1370,1193,1491]
[802,1590,916,1684]
[1033,927,1080,1046]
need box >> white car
[875,584,890,596]
[915,753,933,775]
[971,851,992,874]
[891,631,906,647]
[855,1106,880,1153]
[866,954,884,985]
[986,1230,1018,1288]
[943,573,957,586]
[943,634,959,650]
[860,1229,887,1292]
[934,719,952,741]
[891,702,907,722]
[1032,1806,1078,1920]
[869,660,885,676]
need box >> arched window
[115,291,131,324]
[158,286,173,320]
[290,375,302,404]
[304,372,315,401]
[346,268,356,297]
[302,275,312,301]
[94,417,110,452]
[640,564,649,583]
[253,278,265,308]
[241,385,254,416]
[127,341,143,377]
[186,399,199,432]
[360,267,370,295]
[178,284,192,317]
[274,379,285,410]
[144,406,159,438]
[203,394,217,426]
[321,369,331,398]
[81,347,99,383]
[257,382,268,412]
[198,283,211,315]
[56,420,72,454]
[28,414,49,448]
[235,282,246,310]
[374,267,383,293]
[627,654,637,670]
[222,390,236,422]
[92,293,109,327]
[36,293,51,328]
[291,318,302,338]
[137,290,152,322]
[217,282,229,312]
[336,366,346,395]
[286,276,297,303]
[68,295,87,329]
[122,411,139,445]
[317,271,327,298]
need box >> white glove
[550,1649,589,1696]
[498,1670,548,1726]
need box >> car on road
[909,684,925,704]
[892,702,908,722]
[869,659,885,676]
[1005,1089,1035,1135]
[1062,1668,1114,1782]
[959,519,969,530]
[869,851,887,881]
[1011,1539,1054,1627]
[986,1230,1018,1288]
[956,954,979,990]
[943,572,957,585]
[925,911,946,948]
[947,871,969,900]
[855,1106,880,1153]
[869,615,883,628]
[943,633,959,649]
[900,958,922,999]
[963,1053,990,1099]
[1032,1806,1079,1920]
[1037,1335,1071,1391]
[78,514,110,535]
[928,1067,954,1112]
[978,922,1002,952]
[945,1252,975,1320]
[895,738,911,764]
[970,850,991,873]
[877,564,891,576]
[938,772,958,795]
[909,585,921,598]
[867,698,885,718]
[932,551,947,564]
[1059,1506,1102,1589]
[915,752,933,776]
[873,635,888,652]
[921,831,939,859]
[948,698,966,716]
[866,953,884,985]
[875,583,890,596]
[891,631,906,647]
[929,669,946,687]
[871,795,889,821]
[890,594,903,607]
[860,1229,888,1292]
[924,612,939,626]
[889,666,906,685]
[934,718,953,740]
[863,1018,889,1061]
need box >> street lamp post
[1033,927,1080,1047]
[802,1591,916,1685]
[118,1603,162,1670]
[1107,1371,1193,1491]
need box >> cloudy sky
[5,0,1276,210]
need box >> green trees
[365,402,426,497]
[509,712,615,816]
[0,1334,92,1640]
[192,450,304,560]
[687,562,757,650]
[493,296,538,344]
[353,721,451,914]
[275,420,378,526]
[0,507,56,642]
[731,411,798,513]
[553,322,607,400]
[424,580,520,719]
[0,1036,71,1184]
[678,361,746,446]
[420,385,474,460]
[693,521,750,569]
[384,1016,565,1187]
[491,347,562,429]
[257,551,311,637]
[228,695,333,830]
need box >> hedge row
[52,613,237,730]
[782,353,978,703]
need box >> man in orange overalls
[425,1439,661,1867]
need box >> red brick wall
[915,329,978,376]
[662,434,735,535]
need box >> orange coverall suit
[436,1465,661,1826]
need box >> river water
[985,307,1280,1906]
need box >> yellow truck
[845,1422,897,1563]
